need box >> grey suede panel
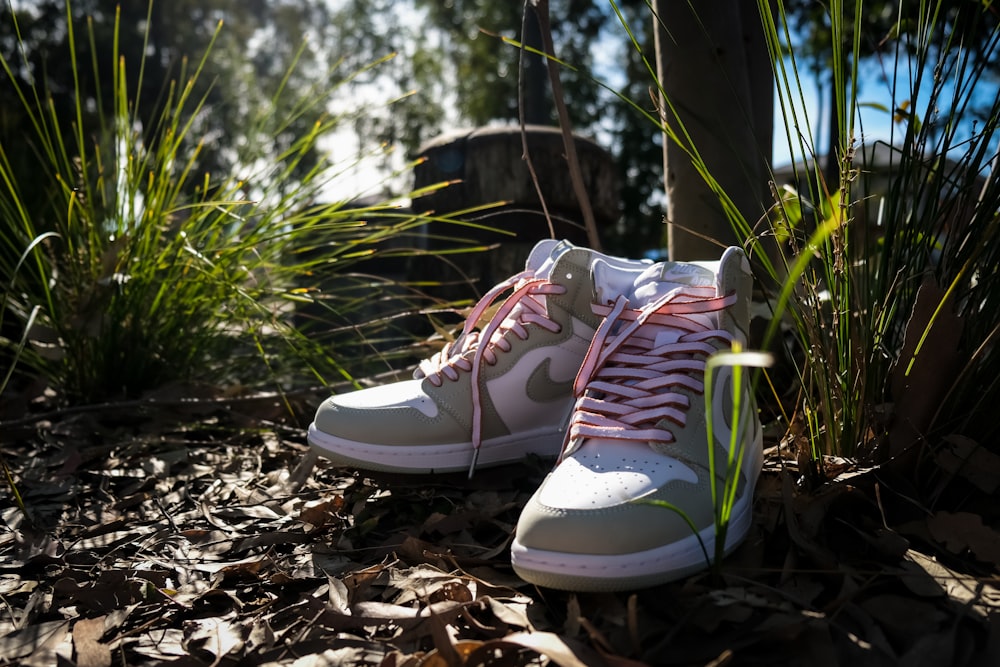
[312,391,471,445]
[516,476,717,556]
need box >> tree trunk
[522,5,548,126]
[653,0,774,262]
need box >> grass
[608,0,1000,466]
[758,0,1000,465]
[597,0,1000,570]
[0,1,469,405]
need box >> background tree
[1,0,337,221]
[0,0,670,257]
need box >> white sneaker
[307,240,654,475]
[510,247,763,591]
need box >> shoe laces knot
[564,286,736,453]
[414,269,567,477]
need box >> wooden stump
[410,125,619,295]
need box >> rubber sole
[307,423,564,474]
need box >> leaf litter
[0,388,998,666]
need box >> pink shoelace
[415,269,567,477]
[565,286,736,453]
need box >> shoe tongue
[629,261,716,303]
[630,262,718,347]
[485,240,570,334]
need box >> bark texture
[654,1,773,262]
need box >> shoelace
[565,286,736,452]
[415,269,567,477]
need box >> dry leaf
[72,616,111,667]
[902,549,1000,621]
[935,435,1000,494]
[495,631,609,667]
[927,511,1000,566]
[299,495,346,530]
[0,620,69,662]
[183,616,244,661]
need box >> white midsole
[307,423,564,472]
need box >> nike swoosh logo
[525,358,576,403]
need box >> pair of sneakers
[307,240,762,592]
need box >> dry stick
[518,2,557,241]
[522,0,602,251]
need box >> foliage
[604,0,998,467]
[755,0,1000,462]
[0,0,341,211]
[781,0,1000,181]
[0,1,449,402]
[326,0,450,169]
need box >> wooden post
[652,1,773,262]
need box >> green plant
[704,344,773,572]
[613,0,997,460]
[604,0,999,478]
[639,344,775,580]
[0,1,463,404]
[759,0,1000,462]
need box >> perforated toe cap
[537,440,697,510]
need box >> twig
[530,0,602,251]
[518,2,557,241]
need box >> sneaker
[307,240,654,475]
[510,247,763,591]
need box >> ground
[1,387,998,666]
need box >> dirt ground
[1,388,998,666]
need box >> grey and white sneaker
[307,239,654,476]
[510,247,763,591]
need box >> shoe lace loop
[414,269,567,476]
[565,286,735,451]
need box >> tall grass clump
[759,0,1000,464]
[607,0,998,475]
[0,2,447,404]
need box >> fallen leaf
[299,495,346,530]
[0,574,38,596]
[889,278,964,457]
[927,511,1000,567]
[72,616,111,667]
[493,631,610,667]
[183,616,244,661]
[935,435,1000,495]
[0,620,69,662]
[902,549,1000,622]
